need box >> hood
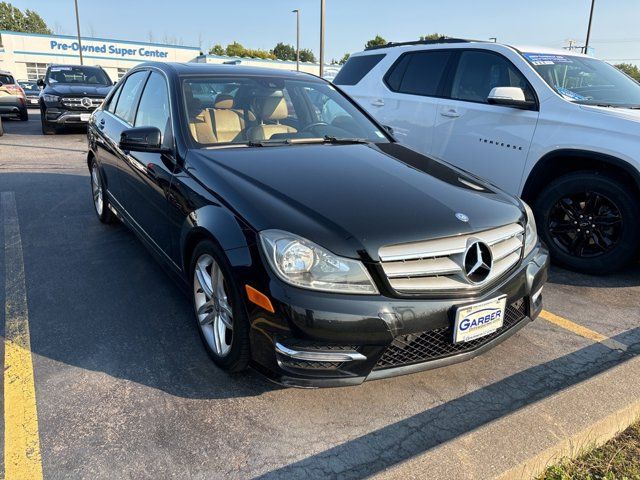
[188,143,524,261]
[45,84,112,97]
[580,104,640,123]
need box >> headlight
[42,94,60,103]
[260,230,378,294]
[523,201,538,257]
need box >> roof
[144,62,321,80]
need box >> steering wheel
[301,121,329,133]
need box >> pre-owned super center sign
[49,39,169,58]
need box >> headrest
[258,96,288,121]
[214,94,235,109]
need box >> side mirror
[119,127,168,153]
[37,78,45,87]
[487,87,535,109]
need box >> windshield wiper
[245,136,371,147]
[322,136,370,144]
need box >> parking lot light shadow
[258,327,640,479]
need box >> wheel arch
[522,149,640,205]
[180,205,253,276]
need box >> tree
[339,53,350,65]
[0,2,51,34]
[420,33,445,41]
[273,42,296,61]
[225,41,245,57]
[365,35,387,49]
[209,44,225,56]
[615,63,640,82]
[299,48,316,63]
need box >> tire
[190,239,250,372]
[89,159,116,224]
[40,110,57,135]
[534,171,640,274]
[19,109,28,121]
[0,118,4,137]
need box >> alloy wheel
[193,254,234,357]
[547,191,623,258]
[91,166,103,216]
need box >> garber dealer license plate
[453,295,507,343]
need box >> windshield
[46,66,112,86]
[523,53,640,107]
[19,81,38,93]
[182,76,389,146]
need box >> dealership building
[0,30,201,81]
[0,30,339,82]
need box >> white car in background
[335,40,640,274]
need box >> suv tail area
[0,70,29,121]
[336,40,640,274]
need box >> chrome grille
[379,223,524,293]
[61,97,103,110]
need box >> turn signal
[245,285,275,313]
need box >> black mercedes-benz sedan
[87,62,548,388]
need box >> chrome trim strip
[275,342,367,362]
[379,223,524,262]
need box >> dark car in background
[87,62,548,387]
[18,80,41,107]
[0,69,28,121]
[38,64,113,135]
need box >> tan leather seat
[185,84,216,144]
[247,96,297,141]
[209,94,246,143]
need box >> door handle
[440,109,461,118]
[371,99,385,107]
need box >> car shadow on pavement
[260,327,640,479]
[548,264,640,288]
[0,172,277,400]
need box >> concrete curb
[374,355,640,480]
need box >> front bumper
[43,107,95,124]
[246,244,549,388]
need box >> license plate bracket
[453,295,507,343]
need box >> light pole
[73,0,84,64]
[292,9,300,71]
[319,0,325,77]
[584,0,595,54]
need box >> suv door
[370,50,453,154]
[432,50,540,194]
[96,70,148,206]
[119,71,175,257]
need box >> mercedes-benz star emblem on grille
[463,241,492,283]
[455,212,469,222]
[81,97,92,108]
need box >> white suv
[335,39,640,274]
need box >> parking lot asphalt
[1,112,639,480]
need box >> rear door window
[385,51,451,97]
[114,71,148,125]
[0,74,14,84]
[333,54,386,86]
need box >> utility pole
[319,0,325,77]
[292,9,300,71]
[584,0,595,54]
[74,0,84,64]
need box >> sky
[10,0,640,65]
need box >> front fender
[179,204,255,272]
